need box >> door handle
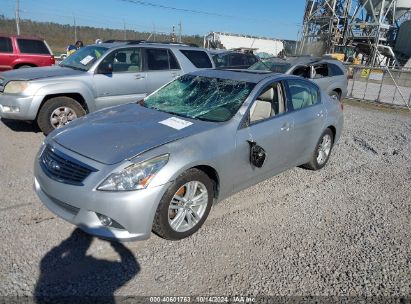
[280,123,290,131]
[135,74,145,80]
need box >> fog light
[98,214,112,227]
[1,105,20,113]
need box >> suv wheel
[37,96,86,135]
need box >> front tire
[153,169,214,240]
[37,97,86,135]
[304,128,334,170]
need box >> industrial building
[299,0,411,67]
[204,32,285,57]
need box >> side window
[292,66,310,78]
[180,50,213,68]
[99,48,141,73]
[247,55,258,65]
[168,50,180,70]
[17,39,50,55]
[0,37,13,53]
[145,48,170,70]
[312,63,329,78]
[250,82,287,124]
[229,53,246,67]
[328,63,344,76]
[287,80,320,111]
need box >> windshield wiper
[59,64,86,71]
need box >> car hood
[51,104,216,165]
[0,66,84,82]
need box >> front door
[93,47,147,109]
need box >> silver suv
[249,57,348,101]
[0,41,214,134]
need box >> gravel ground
[0,101,410,300]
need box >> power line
[117,0,301,26]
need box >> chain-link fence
[346,65,411,110]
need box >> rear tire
[37,96,86,135]
[303,128,334,170]
[16,65,33,69]
[152,169,214,240]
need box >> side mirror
[97,63,113,74]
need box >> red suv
[0,35,55,71]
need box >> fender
[32,81,96,114]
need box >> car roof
[0,34,44,40]
[262,56,343,66]
[189,69,280,83]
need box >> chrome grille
[40,145,97,185]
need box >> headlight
[4,81,29,94]
[97,154,169,191]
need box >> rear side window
[180,50,212,68]
[328,63,344,76]
[145,48,180,71]
[0,37,13,53]
[17,39,51,55]
[287,79,320,110]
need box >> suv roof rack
[103,39,147,44]
[102,40,199,47]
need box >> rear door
[285,79,326,163]
[93,47,147,109]
[143,48,182,93]
[0,37,15,71]
[233,81,295,192]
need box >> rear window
[180,50,212,68]
[17,39,51,55]
[0,37,13,53]
[328,63,344,76]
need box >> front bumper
[33,144,171,241]
[0,93,42,120]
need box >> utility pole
[178,21,182,43]
[73,15,77,42]
[123,19,127,40]
[15,0,20,35]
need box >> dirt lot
[0,101,410,299]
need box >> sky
[1,0,306,40]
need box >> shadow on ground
[34,229,140,303]
[1,118,41,133]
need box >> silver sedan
[34,69,344,241]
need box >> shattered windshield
[59,46,108,71]
[249,60,291,74]
[144,74,255,122]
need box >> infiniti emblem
[44,157,60,171]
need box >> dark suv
[210,50,259,69]
[0,35,55,71]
